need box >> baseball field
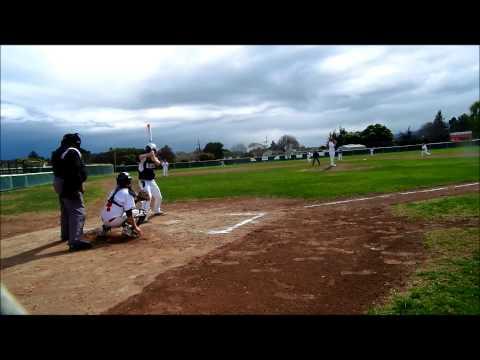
[1,146,479,314]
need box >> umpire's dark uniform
[312,151,321,166]
[51,133,91,251]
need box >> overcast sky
[1,45,478,159]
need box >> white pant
[102,209,141,228]
[338,153,343,160]
[139,179,162,213]
[162,166,168,176]
[329,151,336,166]
[421,150,431,157]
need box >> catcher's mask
[145,143,157,153]
[117,172,132,188]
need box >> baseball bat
[147,123,153,143]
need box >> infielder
[138,143,165,218]
[421,143,431,158]
[99,172,149,238]
[328,138,336,167]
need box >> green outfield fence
[0,164,113,192]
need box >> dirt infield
[1,184,478,314]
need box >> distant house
[450,131,472,142]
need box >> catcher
[98,172,150,238]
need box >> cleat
[69,241,92,252]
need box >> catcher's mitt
[136,189,150,202]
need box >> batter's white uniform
[101,188,140,228]
[138,158,163,215]
[138,178,162,214]
[328,141,336,166]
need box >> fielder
[306,152,312,163]
[421,143,431,158]
[138,143,165,218]
[328,138,336,167]
[99,172,149,238]
[161,159,169,176]
[337,147,343,160]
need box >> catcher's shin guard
[135,209,148,225]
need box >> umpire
[312,150,321,167]
[51,133,92,251]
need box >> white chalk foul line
[227,213,263,216]
[454,182,479,188]
[400,187,447,195]
[305,196,380,208]
[304,183,478,208]
[208,213,266,235]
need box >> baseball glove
[136,189,150,202]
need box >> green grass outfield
[370,193,480,315]
[1,146,478,215]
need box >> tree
[469,100,480,137]
[175,151,192,162]
[247,143,266,157]
[396,126,419,146]
[432,110,450,141]
[419,110,450,142]
[344,131,363,145]
[360,124,394,147]
[158,145,175,163]
[231,143,247,156]
[203,142,224,159]
[277,135,300,152]
[198,152,215,161]
[269,141,279,151]
[248,142,265,150]
[28,151,40,159]
[449,116,461,132]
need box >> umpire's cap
[62,133,81,147]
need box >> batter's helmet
[145,143,157,152]
[117,172,132,188]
